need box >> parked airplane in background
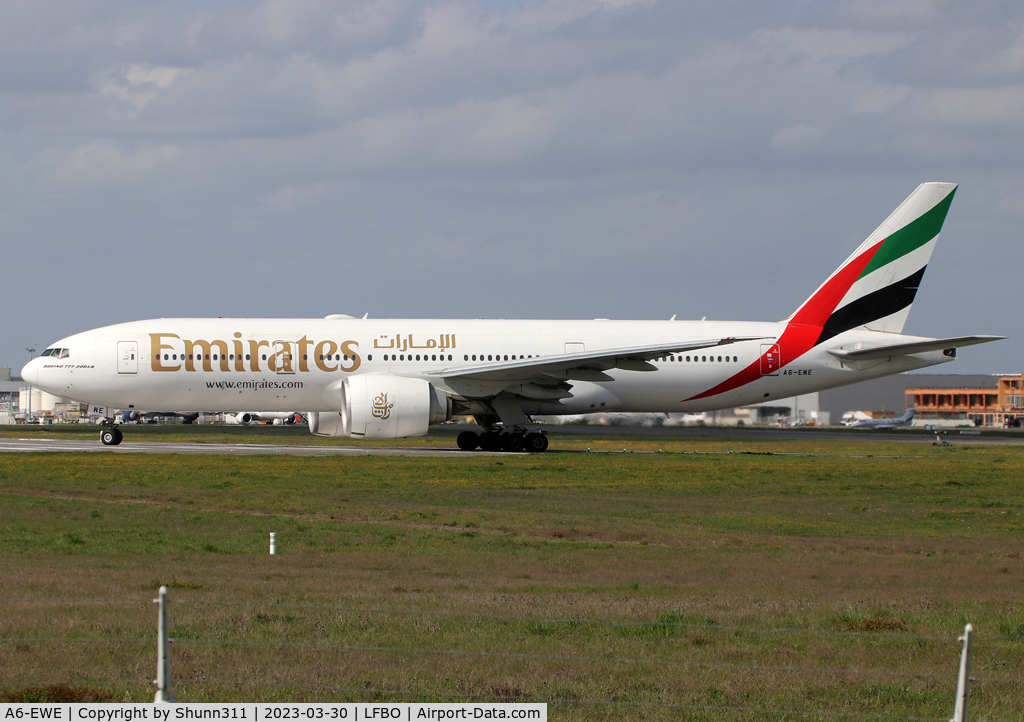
[226,412,304,425]
[88,406,200,424]
[121,410,200,424]
[848,409,916,429]
[22,183,1002,451]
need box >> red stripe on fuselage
[684,240,883,402]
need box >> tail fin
[786,182,957,343]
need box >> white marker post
[153,585,175,703]
[270,532,276,555]
[951,623,973,722]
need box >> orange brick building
[906,374,1024,427]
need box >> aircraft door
[271,343,296,374]
[117,341,139,374]
[759,343,780,376]
[565,342,585,355]
[266,340,294,374]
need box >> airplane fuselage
[23,317,950,416]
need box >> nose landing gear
[100,426,123,446]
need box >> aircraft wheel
[456,431,479,451]
[524,432,548,452]
[100,428,123,446]
[478,431,503,452]
[503,433,526,452]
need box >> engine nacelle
[308,374,451,439]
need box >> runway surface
[1,425,1021,457]
[0,438,494,457]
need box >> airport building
[816,373,1022,428]
[0,368,22,424]
[905,374,1024,427]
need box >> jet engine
[308,374,451,439]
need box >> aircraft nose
[20,358,38,386]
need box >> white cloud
[770,123,825,151]
[96,64,191,115]
[839,0,951,29]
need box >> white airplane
[226,412,304,425]
[848,408,916,429]
[22,183,1003,452]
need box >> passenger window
[261,354,266,361]
[432,354,436,361]
[464,355,469,361]
[367,355,372,361]
[702,356,706,362]
[717,356,722,362]
[245,354,250,361]
[164,354,168,361]
[686,356,691,362]
[488,355,492,361]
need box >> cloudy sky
[3,0,1020,374]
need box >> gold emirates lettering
[150,333,361,373]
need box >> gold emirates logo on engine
[371,392,393,420]
[149,333,362,374]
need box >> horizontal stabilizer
[828,335,1004,361]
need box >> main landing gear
[456,428,549,453]
[100,425,123,446]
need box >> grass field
[1,425,1022,719]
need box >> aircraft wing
[433,336,769,383]
[827,335,1004,362]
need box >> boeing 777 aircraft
[21,183,1002,451]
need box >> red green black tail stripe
[684,185,955,403]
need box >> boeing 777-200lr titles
[22,183,1004,452]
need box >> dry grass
[1,432,1023,719]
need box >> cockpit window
[59,349,70,358]
[40,348,69,358]
[40,349,55,357]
